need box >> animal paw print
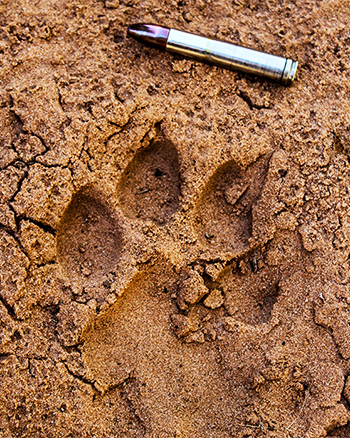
[117,135,180,225]
[57,187,123,291]
[55,131,286,437]
[195,154,268,253]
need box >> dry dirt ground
[1,0,350,437]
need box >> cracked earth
[1,0,350,437]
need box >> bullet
[127,23,298,85]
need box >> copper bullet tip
[127,23,170,51]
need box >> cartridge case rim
[281,59,298,85]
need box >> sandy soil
[1,0,350,437]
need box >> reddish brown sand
[1,1,350,437]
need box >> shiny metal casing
[166,29,297,85]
